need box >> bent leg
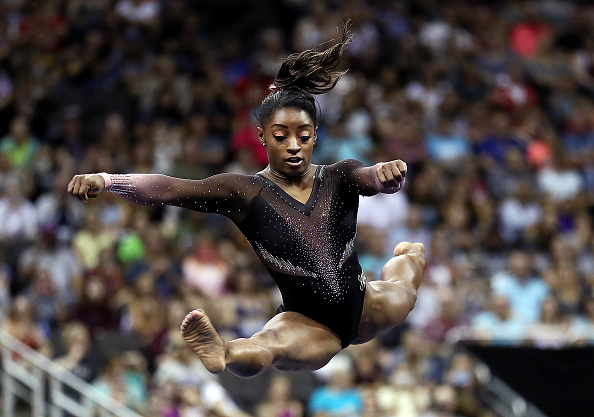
[181,309,342,378]
[353,242,425,344]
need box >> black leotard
[106,159,383,348]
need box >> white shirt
[0,198,37,239]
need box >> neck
[264,164,316,187]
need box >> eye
[273,135,286,141]
[299,136,311,142]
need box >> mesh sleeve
[103,173,259,222]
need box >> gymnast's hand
[374,159,407,191]
[67,174,105,202]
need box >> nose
[287,136,301,154]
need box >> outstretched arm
[67,172,248,221]
[328,159,407,196]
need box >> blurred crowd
[0,0,594,416]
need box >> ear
[313,127,317,144]
[257,127,265,145]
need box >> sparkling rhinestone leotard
[102,159,401,348]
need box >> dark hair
[255,22,352,127]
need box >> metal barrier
[0,329,142,417]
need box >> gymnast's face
[258,108,316,178]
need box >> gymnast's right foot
[180,309,226,374]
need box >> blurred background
[0,0,593,416]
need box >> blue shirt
[308,387,364,417]
[491,273,549,323]
[425,133,471,162]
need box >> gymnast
[67,26,425,378]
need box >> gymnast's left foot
[181,309,226,374]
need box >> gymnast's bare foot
[380,242,425,282]
[180,309,226,374]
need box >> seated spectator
[537,151,584,202]
[498,180,542,246]
[491,250,549,323]
[471,295,527,346]
[93,352,148,413]
[0,116,39,169]
[475,111,524,166]
[28,268,66,337]
[376,361,432,417]
[72,208,117,271]
[509,2,551,58]
[527,297,569,348]
[182,233,230,297]
[0,295,51,358]
[54,322,101,383]
[424,289,465,344]
[548,262,587,317]
[309,355,364,417]
[228,268,274,339]
[18,223,82,307]
[0,176,38,277]
[257,375,304,417]
[569,296,594,344]
[424,116,471,166]
[73,276,120,339]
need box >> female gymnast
[67,26,425,378]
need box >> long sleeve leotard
[103,159,398,348]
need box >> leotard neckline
[256,165,323,216]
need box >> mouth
[285,157,303,167]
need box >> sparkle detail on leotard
[255,241,315,277]
[255,166,359,301]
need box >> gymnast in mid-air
[68,25,425,378]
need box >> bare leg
[181,310,342,378]
[353,242,425,344]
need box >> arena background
[0,1,593,416]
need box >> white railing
[0,329,142,417]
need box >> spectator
[471,295,526,345]
[309,355,364,417]
[0,116,38,169]
[537,151,584,202]
[498,180,542,246]
[424,116,471,166]
[509,2,551,58]
[491,250,549,322]
[54,322,101,383]
[93,352,148,413]
[0,295,51,358]
[18,223,82,306]
[257,375,304,417]
[527,296,569,348]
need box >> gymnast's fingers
[376,164,387,184]
[394,160,407,178]
[381,164,398,187]
[384,162,403,187]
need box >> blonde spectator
[376,361,432,417]
[257,375,303,417]
[72,208,117,270]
